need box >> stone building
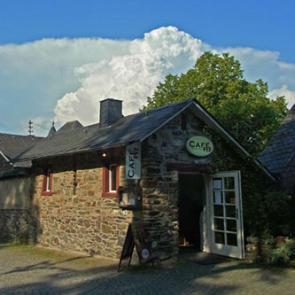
[0,98,275,260]
[259,104,295,195]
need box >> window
[102,165,120,197]
[42,169,53,196]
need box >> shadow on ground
[0,246,292,295]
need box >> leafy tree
[144,52,287,155]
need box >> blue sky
[0,0,294,135]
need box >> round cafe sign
[186,136,214,157]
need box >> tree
[144,52,287,156]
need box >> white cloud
[269,85,295,108]
[1,26,295,136]
[0,37,130,134]
[54,26,206,125]
[219,47,295,91]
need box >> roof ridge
[0,132,43,139]
[143,98,195,115]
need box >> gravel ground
[0,244,294,295]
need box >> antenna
[28,120,33,135]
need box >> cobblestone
[0,244,294,295]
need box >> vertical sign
[126,142,141,179]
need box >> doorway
[178,173,205,250]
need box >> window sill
[41,191,54,196]
[102,192,118,198]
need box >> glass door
[210,171,244,259]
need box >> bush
[244,190,292,237]
[267,238,295,265]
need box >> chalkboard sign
[118,223,156,271]
[118,224,135,272]
[132,223,154,263]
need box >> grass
[0,241,116,269]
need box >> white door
[209,171,244,259]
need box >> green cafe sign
[186,136,214,157]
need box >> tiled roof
[258,104,295,175]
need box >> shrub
[267,238,295,265]
[244,190,292,237]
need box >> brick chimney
[100,98,123,127]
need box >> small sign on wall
[126,142,141,179]
[186,136,214,157]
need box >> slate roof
[258,104,295,175]
[0,98,274,182]
[15,99,194,162]
[0,133,43,160]
[57,120,83,133]
[0,133,43,178]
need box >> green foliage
[244,191,293,238]
[267,239,295,265]
[144,52,288,156]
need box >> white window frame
[108,164,117,193]
[46,171,51,192]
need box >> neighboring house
[0,133,43,241]
[0,133,42,174]
[0,98,275,260]
[258,104,295,195]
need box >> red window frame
[102,165,120,197]
[41,169,53,196]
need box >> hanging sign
[186,136,214,157]
[126,142,141,179]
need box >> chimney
[99,98,123,127]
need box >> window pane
[226,206,236,218]
[213,190,223,204]
[213,178,222,189]
[226,219,237,232]
[215,232,225,244]
[214,205,224,217]
[110,166,117,191]
[46,175,50,192]
[227,233,237,246]
[225,191,235,204]
[214,218,224,231]
[224,177,235,189]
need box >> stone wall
[0,176,37,243]
[0,209,37,242]
[32,151,133,259]
[137,108,209,258]
[28,108,208,260]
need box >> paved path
[0,244,294,294]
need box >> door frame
[203,170,245,259]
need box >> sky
[0,0,294,136]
